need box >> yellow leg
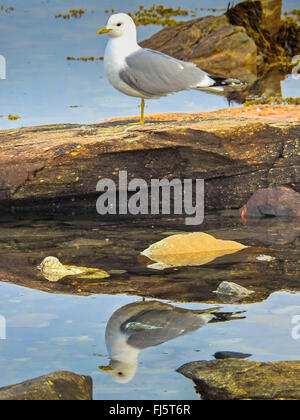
[128,99,145,126]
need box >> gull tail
[209,310,247,323]
[192,307,246,323]
[197,75,246,95]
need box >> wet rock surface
[0,214,299,303]
[0,106,299,217]
[0,371,93,400]
[178,359,300,400]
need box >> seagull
[98,300,246,383]
[97,13,245,125]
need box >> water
[0,0,299,130]
[0,216,299,399]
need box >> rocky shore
[0,106,299,217]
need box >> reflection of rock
[242,218,300,246]
[178,359,300,400]
[240,187,300,219]
[99,301,244,383]
[0,371,93,401]
[140,0,291,103]
[141,233,248,269]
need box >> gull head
[97,13,137,39]
[99,359,138,384]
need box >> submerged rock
[37,256,110,282]
[256,254,276,262]
[37,256,84,282]
[178,359,300,400]
[141,233,248,269]
[215,281,254,299]
[0,371,93,401]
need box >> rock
[239,187,300,218]
[215,281,254,298]
[37,256,84,282]
[214,351,252,360]
[37,256,110,282]
[0,106,299,217]
[256,254,276,261]
[177,359,300,400]
[0,371,93,400]
[249,0,283,36]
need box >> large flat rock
[0,106,299,217]
[178,359,300,400]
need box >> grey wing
[121,309,209,349]
[119,48,213,98]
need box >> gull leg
[128,99,145,126]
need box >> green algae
[66,56,104,62]
[8,114,20,120]
[126,4,225,27]
[0,5,14,14]
[244,96,300,106]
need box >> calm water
[0,0,300,130]
[0,216,299,399]
[0,279,300,399]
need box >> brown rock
[240,186,300,218]
[251,0,283,36]
[0,371,93,400]
[178,359,300,400]
[0,106,299,217]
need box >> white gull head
[105,13,137,40]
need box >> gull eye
[116,22,122,27]
[118,372,123,376]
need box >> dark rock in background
[214,351,252,359]
[141,0,296,102]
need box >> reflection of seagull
[99,301,245,383]
[97,13,244,125]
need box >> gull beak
[97,28,112,35]
[98,365,113,372]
